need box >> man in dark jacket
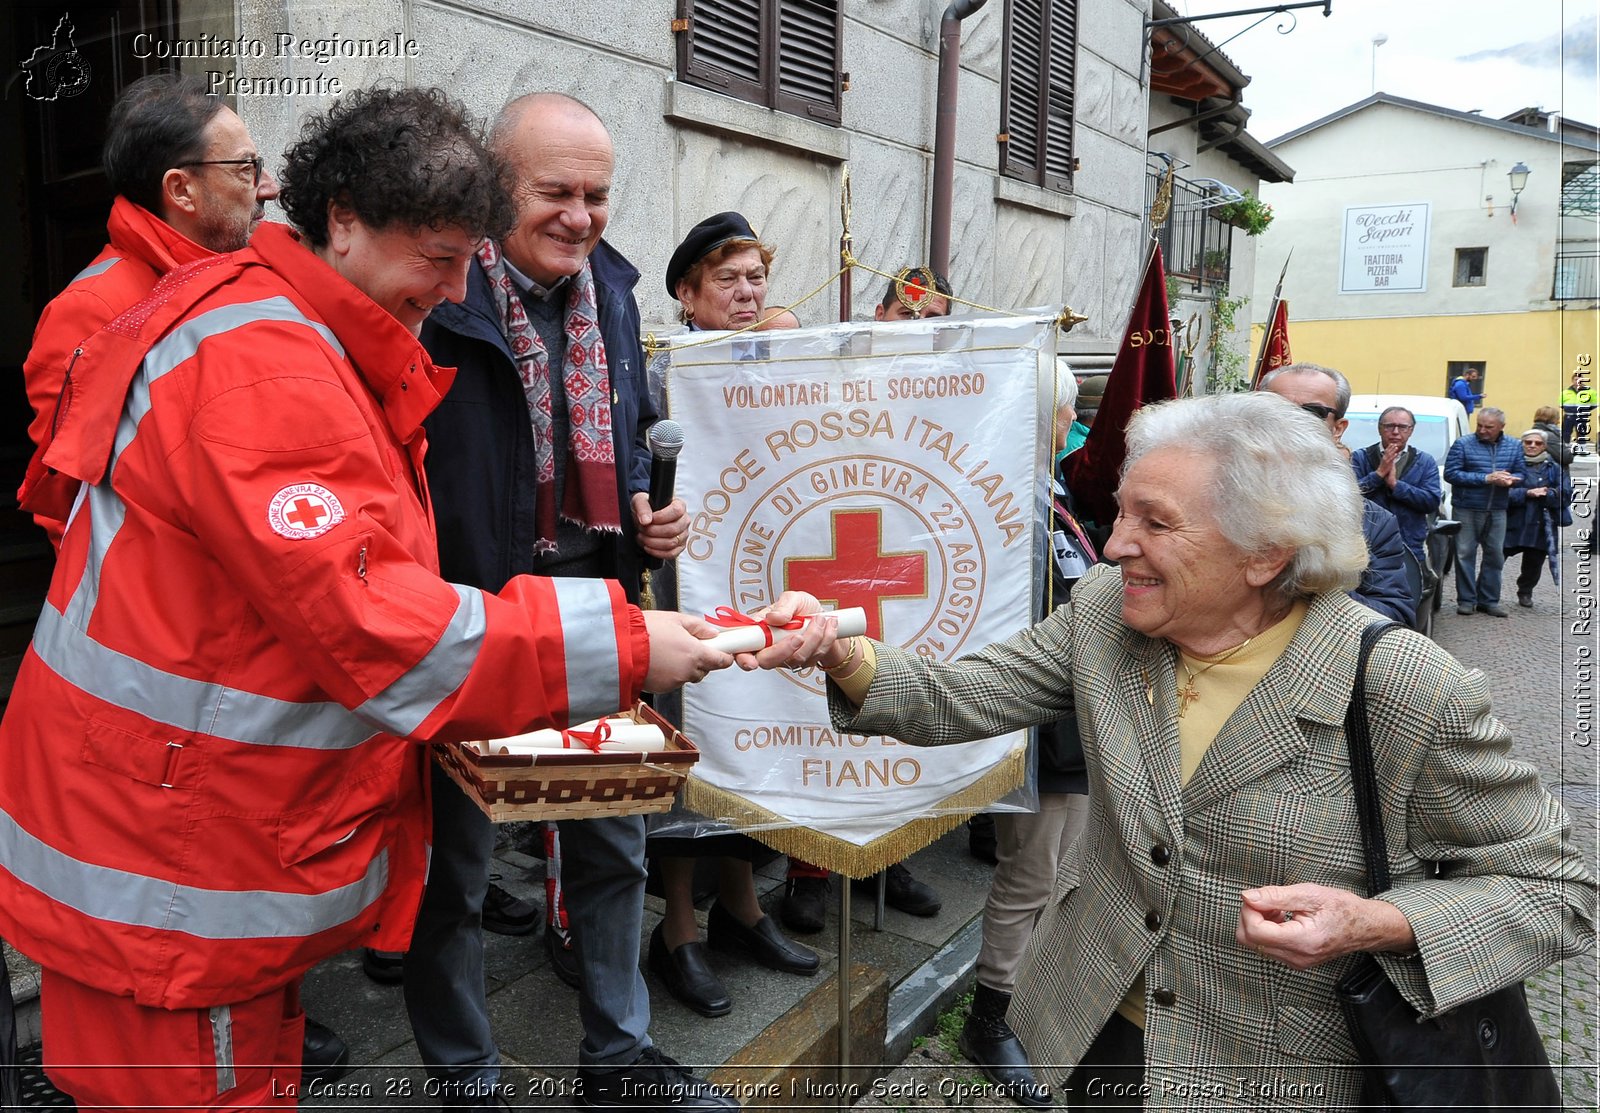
[1352,404,1442,566]
[1260,364,1415,625]
[406,92,734,1110]
[1445,407,1526,617]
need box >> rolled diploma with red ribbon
[702,606,867,654]
[477,718,669,755]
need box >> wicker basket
[436,702,699,822]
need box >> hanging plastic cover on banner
[649,311,1057,877]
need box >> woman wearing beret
[647,212,820,1019]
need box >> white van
[1343,394,1471,519]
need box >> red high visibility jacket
[0,223,649,1010]
[20,197,213,545]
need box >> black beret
[666,211,759,298]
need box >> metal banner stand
[837,882,851,1091]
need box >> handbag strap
[1344,621,1401,899]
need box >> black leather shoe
[779,875,829,934]
[853,863,942,916]
[707,901,819,975]
[483,878,539,936]
[967,813,998,864]
[959,985,1050,1107]
[545,921,581,990]
[648,924,731,1017]
[301,1016,351,1088]
[578,1045,739,1111]
[1518,592,1534,608]
[361,947,405,985]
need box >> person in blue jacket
[1352,405,1442,566]
[1448,366,1483,414]
[1504,428,1572,608]
[1260,363,1415,625]
[1445,407,1527,617]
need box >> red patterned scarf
[477,240,619,551]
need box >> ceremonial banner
[1064,244,1175,527]
[663,314,1055,876]
[1256,298,1292,380]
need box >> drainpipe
[930,0,988,278]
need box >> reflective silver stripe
[70,256,121,284]
[209,1006,235,1093]
[31,605,381,750]
[356,584,486,736]
[552,579,625,722]
[0,805,389,939]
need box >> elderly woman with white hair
[745,392,1595,1108]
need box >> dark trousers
[1514,549,1548,597]
[1064,1012,1146,1109]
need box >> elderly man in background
[2,86,727,1112]
[1351,404,1441,568]
[11,70,358,1085]
[409,92,735,1112]
[1445,406,1525,617]
[751,392,1594,1109]
[1259,363,1414,625]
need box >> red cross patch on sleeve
[267,483,346,540]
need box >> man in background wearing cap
[402,92,732,1110]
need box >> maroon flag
[1256,298,1293,382]
[1064,244,1176,525]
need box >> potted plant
[1216,190,1274,236]
[1199,248,1230,280]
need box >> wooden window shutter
[1000,0,1077,192]
[679,0,766,106]
[1000,0,1043,180]
[774,0,843,125]
[1041,0,1077,191]
[678,0,842,125]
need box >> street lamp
[1507,162,1531,219]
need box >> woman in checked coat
[742,392,1595,1109]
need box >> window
[675,0,843,126]
[1453,247,1487,287]
[1446,361,1486,397]
[999,0,1079,193]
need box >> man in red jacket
[5,86,734,1112]
[13,72,360,1084]
[22,72,279,546]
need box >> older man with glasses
[1260,363,1414,625]
[1352,405,1442,567]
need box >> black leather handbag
[1335,623,1564,1111]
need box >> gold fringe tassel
[679,743,1027,879]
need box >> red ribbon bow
[704,606,806,648]
[562,719,612,754]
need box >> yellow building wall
[1251,307,1600,430]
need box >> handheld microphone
[647,420,685,512]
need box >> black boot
[958,984,1051,1107]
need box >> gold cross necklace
[1176,637,1255,718]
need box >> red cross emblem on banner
[784,508,928,641]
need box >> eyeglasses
[179,156,265,185]
[1380,423,1415,431]
[1299,402,1339,421]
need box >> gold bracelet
[823,637,860,674]
[828,656,871,685]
